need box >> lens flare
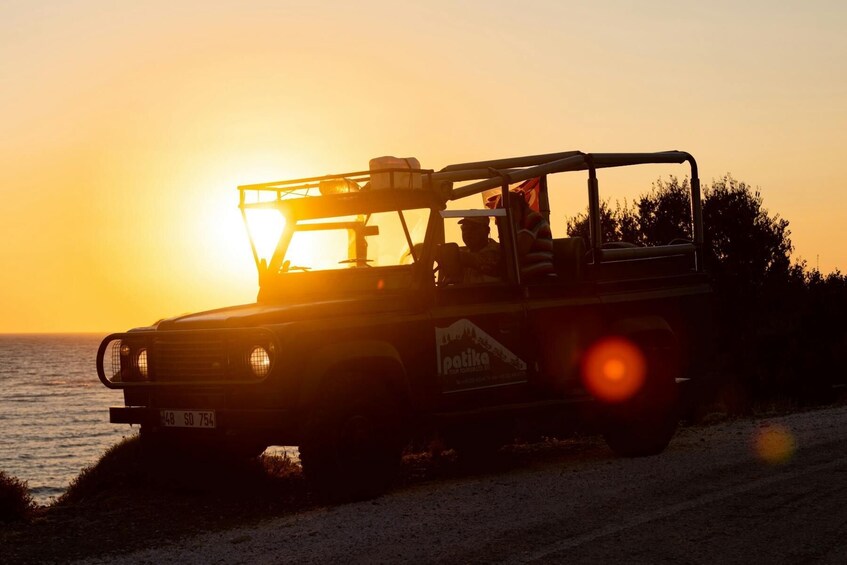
[753,423,796,465]
[581,337,646,403]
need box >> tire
[299,375,406,501]
[602,338,680,457]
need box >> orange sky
[1,1,846,333]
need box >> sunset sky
[2,1,845,333]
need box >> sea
[0,334,130,504]
[0,334,293,506]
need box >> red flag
[515,177,541,212]
[483,177,542,211]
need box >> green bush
[0,470,36,522]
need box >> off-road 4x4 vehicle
[97,150,712,497]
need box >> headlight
[118,341,149,381]
[136,348,148,379]
[247,345,272,378]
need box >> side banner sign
[436,319,527,393]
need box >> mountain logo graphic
[435,319,527,392]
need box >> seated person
[506,193,555,282]
[457,216,502,283]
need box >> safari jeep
[97,150,712,497]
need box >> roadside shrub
[61,435,304,506]
[565,174,847,411]
[0,470,36,522]
[60,435,145,504]
[260,451,302,479]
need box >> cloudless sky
[1,1,845,332]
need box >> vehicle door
[425,207,533,413]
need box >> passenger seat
[552,237,586,281]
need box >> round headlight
[247,346,271,378]
[136,348,148,379]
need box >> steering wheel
[338,259,373,267]
[281,260,311,273]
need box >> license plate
[160,409,216,429]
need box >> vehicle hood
[154,293,415,330]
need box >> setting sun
[1,2,845,334]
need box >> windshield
[259,207,431,274]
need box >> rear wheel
[299,375,406,501]
[601,337,680,457]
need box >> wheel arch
[609,315,677,345]
[298,340,410,409]
[606,314,682,385]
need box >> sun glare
[285,229,348,270]
[581,337,647,403]
[244,209,285,262]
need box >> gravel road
[79,405,847,564]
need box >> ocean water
[0,334,132,505]
[0,334,297,506]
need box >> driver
[457,216,502,283]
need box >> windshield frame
[239,188,445,295]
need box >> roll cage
[436,150,703,275]
[237,150,703,290]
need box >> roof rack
[238,168,437,210]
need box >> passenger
[507,193,555,282]
[457,216,502,283]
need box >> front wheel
[299,377,406,501]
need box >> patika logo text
[435,319,527,392]
[443,348,491,375]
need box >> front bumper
[110,406,296,435]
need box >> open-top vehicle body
[97,150,712,496]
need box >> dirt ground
[5,404,847,564]
[1,433,601,564]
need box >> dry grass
[1,431,608,562]
[2,437,307,564]
[61,435,305,506]
[0,470,36,523]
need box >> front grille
[153,334,229,381]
